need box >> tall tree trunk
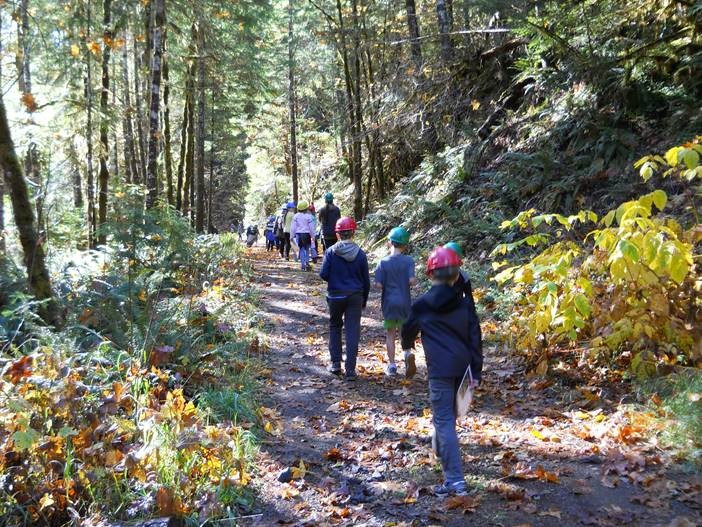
[288,0,299,204]
[405,0,423,69]
[436,0,454,61]
[97,0,112,245]
[207,87,214,232]
[194,24,206,232]
[133,36,147,182]
[17,0,31,94]
[0,100,58,325]
[183,62,195,218]
[175,88,190,212]
[71,147,84,208]
[121,34,138,184]
[145,0,164,208]
[163,28,173,206]
[350,0,364,219]
[111,41,119,181]
[0,173,4,255]
[85,0,97,248]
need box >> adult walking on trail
[320,217,370,381]
[401,247,483,497]
[290,201,316,271]
[318,192,341,250]
[275,206,287,258]
[283,201,295,260]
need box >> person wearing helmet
[282,201,296,260]
[290,200,316,271]
[444,242,476,306]
[374,226,417,377]
[308,202,321,263]
[319,216,370,381]
[318,192,341,251]
[401,247,482,498]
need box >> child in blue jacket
[320,216,370,381]
[401,247,483,496]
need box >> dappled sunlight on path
[241,247,701,527]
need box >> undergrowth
[0,189,266,525]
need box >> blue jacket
[320,241,370,305]
[401,284,483,380]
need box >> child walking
[401,247,483,496]
[374,226,417,377]
[290,200,316,271]
[320,217,370,381]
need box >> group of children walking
[315,211,483,497]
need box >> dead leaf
[3,355,33,384]
[445,494,481,514]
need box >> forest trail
[243,246,701,527]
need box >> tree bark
[85,0,97,248]
[145,0,164,208]
[0,172,5,255]
[436,0,454,61]
[175,87,190,212]
[111,42,119,182]
[183,62,195,218]
[163,27,173,206]
[134,35,147,183]
[350,0,364,219]
[288,0,299,204]
[121,34,138,184]
[207,87,214,232]
[0,99,58,325]
[194,24,206,232]
[97,0,112,245]
[405,0,423,68]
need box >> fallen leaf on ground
[445,494,481,514]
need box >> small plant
[492,138,702,375]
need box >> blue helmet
[286,201,296,209]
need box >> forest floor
[240,246,701,527]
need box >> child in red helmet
[319,217,370,381]
[401,247,483,496]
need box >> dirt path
[243,247,701,527]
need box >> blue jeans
[429,377,464,484]
[296,234,312,269]
[327,292,363,374]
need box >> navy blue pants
[429,377,464,484]
[327,292,363,374]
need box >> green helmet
[297,200,309,211]
[388,226,410,245]
[324,192,334,203]
[444,241,464,258]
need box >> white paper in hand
[455,365,474,417]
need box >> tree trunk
[121,34,138,184]
[163,28,173,206]
[0,99,58,325]
[97,0,112,245]
[133,36,147,183]
[436,0,454,61]
[111,42,119,182]
[183,62,195,219]
[175,87,190,212]
[145,0,164,208]
[207,87,214,232]
[194,24,206,232]
[17,0,31,95]
[288,0,299,204]
[350,0,364,219]
[0,172,5,255]
[405,0,423,68]
[85,0,97,248]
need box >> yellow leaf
[471,99,481,110]
[39,493,55,510]
[70,44,80,57]
[530,428,546,441]
[290,460,306,480]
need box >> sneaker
[404,352,417,378]
[385,363,398,377]
[433,481,468,497]
[329,363,342,376]
[344,371,358,382]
